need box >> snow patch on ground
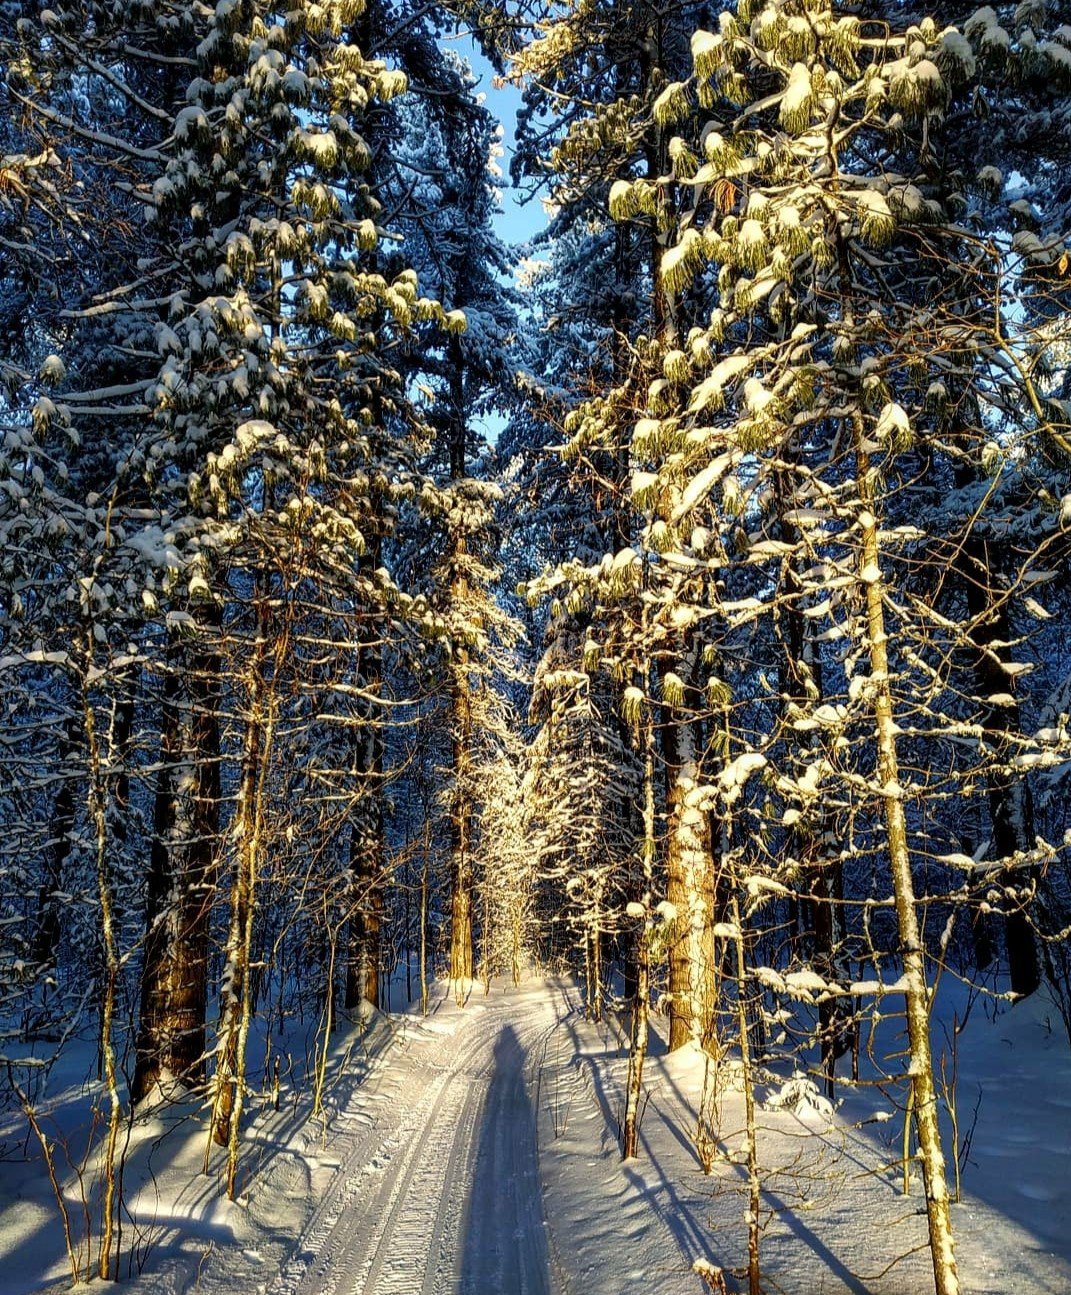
[534,987,1071,1294]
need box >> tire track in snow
[267,989,560,1295]
[416,1065,485,1295]
[277,1024,486,1295]
[356,1047,481,1295]
[456,1011,558,1295]
[365,1003,558,1295]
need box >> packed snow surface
[1,978,1070,1294]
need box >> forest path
[267,979,566,1295]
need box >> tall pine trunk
[210,592,283,1186]
[132,638,220,1103]
[448,630,475,984]
[729,895,762,1295]
[857,435,959,1295]
[346,564,385,1011]
[345,806,383,1009]
[80,661,123,1280]
[662,647,716,1052]
[446,338,476,987]
[623,703,655,1161]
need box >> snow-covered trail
[266,981,564,1295]
[10,977,1069,1295]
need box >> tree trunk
[512,902,523,987]
[858,440,960,1295]
[445,330,477,989]
[813,860,852,1098]
[80,667,123,1281]
[210,683,262,1154]
[481,860,493,994]
[210,595,281,1175]
[662,647,716,1052]
[448,621,475,985]
[776,467,854,1091]
[131,639,220,1103]
[730,896,762,1295]
[32,714,79,977]
[622,707,655,1161]
[664,765,717,1051]
[106,673,136,927]
[345,770,384,1009]
[420,848,429,1017]
[346,540,386,1011]
[590,909,603,1023]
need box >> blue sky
[445,34,548,446]
[449,36,548,249]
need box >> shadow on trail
[458,1024,553,1295]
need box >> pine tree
[386,62,521,988]
[524,620,641,1015]
[507,0,730,1043]
[3,0,460,1164]
[596,3,1069,1287]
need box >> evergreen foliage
[1,3,1071,1291]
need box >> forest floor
[2,975,1070,1295]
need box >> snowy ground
[541,988,1071,1294]
[1,976,1069,1294]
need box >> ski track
[266,988,560,1295]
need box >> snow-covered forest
[1,1,1070,1292]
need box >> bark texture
[858,446,960,1295]
[132,644,220,1103]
